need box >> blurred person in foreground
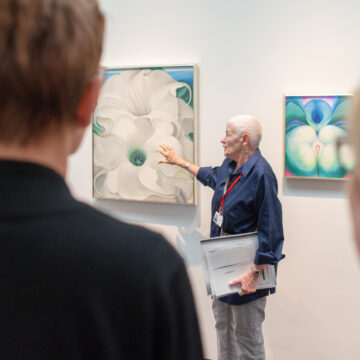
[0,1,203,359]
[159,114,284,360]
[348,90,360,260]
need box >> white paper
[201,232,276,297]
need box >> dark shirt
[0,160,203,360]
[197,149,284,305]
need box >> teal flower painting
[92,65,196,204]
[285,95,352,179]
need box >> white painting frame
[92,64,198,205]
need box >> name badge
[213,211,223,227]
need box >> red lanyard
[218,173,243,214]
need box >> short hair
[0,0,104,145]
[227,114,262,149]
[349,88,360,182]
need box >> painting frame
[284,93,352,181]
[92,64,198,205]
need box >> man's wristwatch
[250,266,261,277]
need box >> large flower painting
[92,65,197,204]
[285,95,352,179]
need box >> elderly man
[0,1,203,359]
[159,114,284,360]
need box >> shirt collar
[231,148,261,177]
[0,160,74,215]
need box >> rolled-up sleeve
[197,166,219,190]
[254,173,285,265]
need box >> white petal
[98,71,138,106]
[147,91,193,138]
[94,98,132,119]
[137,160,171,195]
[162,172,194,203]
[94,169,114,197]
[148,118,176,136]
[148,112,180,135]
[178,133,194,163]
[177,99,194,161]
[145,134,181,154]
[93,135,126,170]
[144,134,183,177]
[132,117,154,140]
[178,100,194,144]
[98,71,150,117]
[105,161,153,200]
[178,98,194,129]
[99,70,176,118]
[149,83,180,120]
[111,115,138,143]
[138,69,176,99]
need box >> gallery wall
[67,0,360,358]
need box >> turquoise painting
[285,95,352,179]
[92,65,197,204]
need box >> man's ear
[76,79,102,128]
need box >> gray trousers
[212,296,267,360]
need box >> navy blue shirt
[197,149,284,305]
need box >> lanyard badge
[213,173,243,228]
[213,211,224,227]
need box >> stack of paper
[201,232,276,297]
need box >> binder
[201,232,276,297]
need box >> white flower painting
[92,65,197,205]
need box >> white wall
[67,0,360,358]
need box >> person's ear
[76,78,102,128]
[242,133,250,147]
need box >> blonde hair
[227,114,262,149]
[0,0,104,144]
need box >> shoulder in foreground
[68,200,181,258]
